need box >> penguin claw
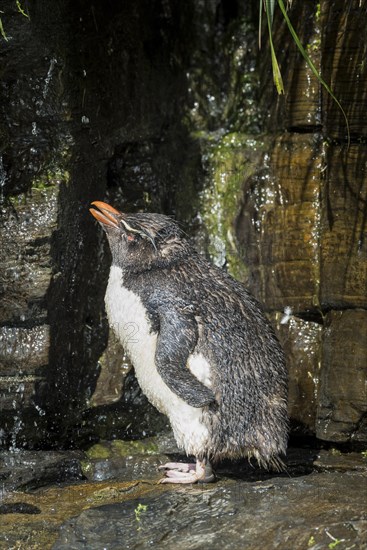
[158,471,199,484]
[158,462,195,473]
[158,459,215,484]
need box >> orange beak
[89,201,121,229]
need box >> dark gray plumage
[90,201,288,483]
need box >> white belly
[105,265,210,456]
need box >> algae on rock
[199,133,267,282]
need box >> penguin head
[90,201,190,271]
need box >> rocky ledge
[0,436,366,549]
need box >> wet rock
[237,133,322,313]
[0,325,50,375]
[235,132,366,444]
[322,0,367,139]
[53,469,367,550]
[0,187,58,325]
[89,331,130,408]
[0,375,42,412]
[271,314,322,434]
[320,144,367,309]
[257,2,322,132]
[199,133,267,280]
[276,2,322,130]
[0,0,366,455]
[0,502,41,515]
[0,0,109,446]
[0,450,84,493]
[0,446,365,549]
[81,434,180,483]
[81,372,169,444]
[314,449,367,472]
[0,186,59,443]
[316,310,367,443]
[184,8,260,135]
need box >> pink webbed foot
[158,459,215,484]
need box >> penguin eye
[126,231,144,244]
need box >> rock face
[52,455,367,550]
[1,443,366,549]
[0,0,366,448]
[317,310,367,443]
[233,0,367,443]
[0,0,197,446]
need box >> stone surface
[53,470,367,550]
[0,0,366,453]
[0,188,58,325]
[199,133,267,280]
[276,2,322,130]
[316,309,367,443]
[81,371,169,444]
[0,445,366,550]
[234,3,367,444]
[0,450,84,494]
[81,435,179,483]
[89,332,130,408]
[0,187,59,442]
[237,133,322,313]
[0,325,50,375]
[1,0,230,446]
[321,0,367,139]
[271,313,322,434]
[320,144,367,309]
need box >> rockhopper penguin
[90,201,288,484]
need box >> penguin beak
[90,201,121,229]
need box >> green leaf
[16,0,29,18]
[259,0,263,48]
[0,16,8,41]
[266,2,284,94]
[259,1,276,47]
[266,0,276,27]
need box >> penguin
[90,201,288,484]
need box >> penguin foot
[158,459,215,484]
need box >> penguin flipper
[155,309,215,408]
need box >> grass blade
[259,0,263,48]
[266,0,276,27]
[266,2,284,94]
[16,0,29,18]
[0,16,8,41]
[277,0,350,143]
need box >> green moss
[330,448,342,456]
[7,177,60,206]
[31,167,70,192]
[200,132,266,282]
[111,439,159,456]
[328,540,342,549]
[135,502,148,530]
[80,460,93,475]
[85,442,111,459]
[315,3,321,21]
[30,144,71,192]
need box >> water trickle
[31,121,38,136]
[197,133,268,281]
[0,155,6,201]
[42,57,57,100]
[280,306,293,325]
[0,326,50,369]
[10,417,25,452]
